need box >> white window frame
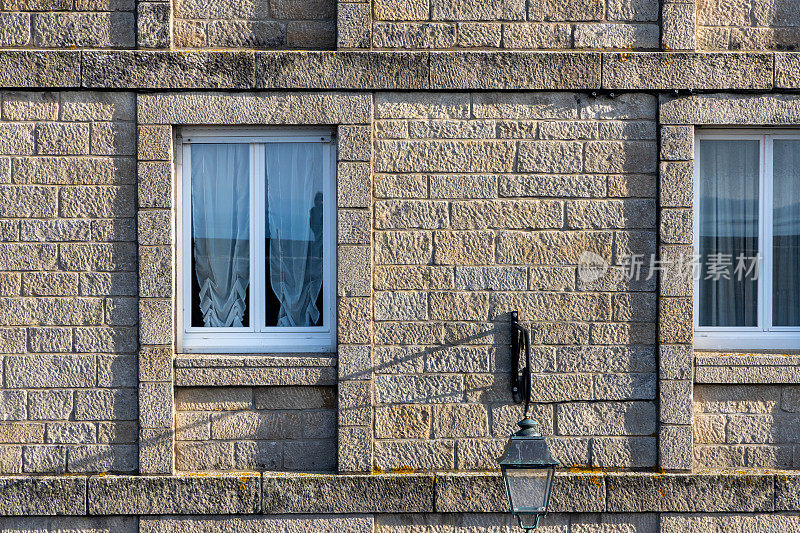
[694,129,800,350]
[176,127,336,354]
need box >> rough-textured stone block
[374,440,455,471]
[661,125,694,160]
[376,375,464,404]
[661,93,800,125]
[575,23,659,49]
[0,476,85,515]
[433,403,488,438]
[138,91,371,124]
[32,12,135,48]
[263,474,433,513]
[431,0,524,21]
[138,161,171,208]
[557,401,656,436]
[6,355,95,388]
[139,299,173,345]
[75,388,137,421]
[84,52,254,90]
[430,52,601,90]
[503,22,571,49]
[337,125,371,162]
[435,473,605,513]
[375,405,430,439]
[137,2,171,48]
[661,380,693,425]
[338,3,371,48]
[139,246,172,298]
[13,156,135,185]
[141,515,373,533]
[660,161,693,207]
[603,53,773,90]
[0,52,81,88]
[607,472,772,511]
[660,344,692,380]
[662,2,696,51]
[659,297,692,344]
[255,52,429,90]
[138,125,172,161]
[593,436,657,468]
[139,382,173,429]
[89,474,260,514]
[1,92,57,121]
[337,246,371,297]
[660,424,692,471]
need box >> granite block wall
[173,0,336,48]
[372,0,661,49]
[371,91,659,471]
[175,386,337,471]
[694,384,800,469]
[698,0,800,50]
[0,2,136,48]
[0,91,138,474]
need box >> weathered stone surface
[0,52,80,88]
[88,474,261,514]
[606,473,773,512]
[661,93,800,125]
[338,3,371,49]
[138,91,371,125]
[84,51,254,89]
[0,476,85,515]
[575,23,659,49]
[6,355,95,388]
[557,401,656,436]
[603,53,773,90]
[503,22,571,48]
[436,473,605,513]
[662,2,696,51]
[141,515,374,533]
[593,436,657,468]
[430,52,601,89]
[263,474,433,513]
[257,52,429,90]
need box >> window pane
[698,140,760,327]
[190,143,250,328]
[264,142,324,327]
[773,140,800,326]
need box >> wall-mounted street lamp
[497,312,559,532]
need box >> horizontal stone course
[88,474,261,515]
[0,472,789,515]
[0,51,790,90]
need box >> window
[178,128,336,353]
[694,130,800,350]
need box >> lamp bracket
[510,311,532,416]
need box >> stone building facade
[0,0,798,531]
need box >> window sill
[694,350,800,384]
[174,353,337,387]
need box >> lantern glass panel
[504,467,554,513]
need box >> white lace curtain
[265,142,324,327]
[191,143,250,328]
[698,139,759,327]
[773,140,800,326]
